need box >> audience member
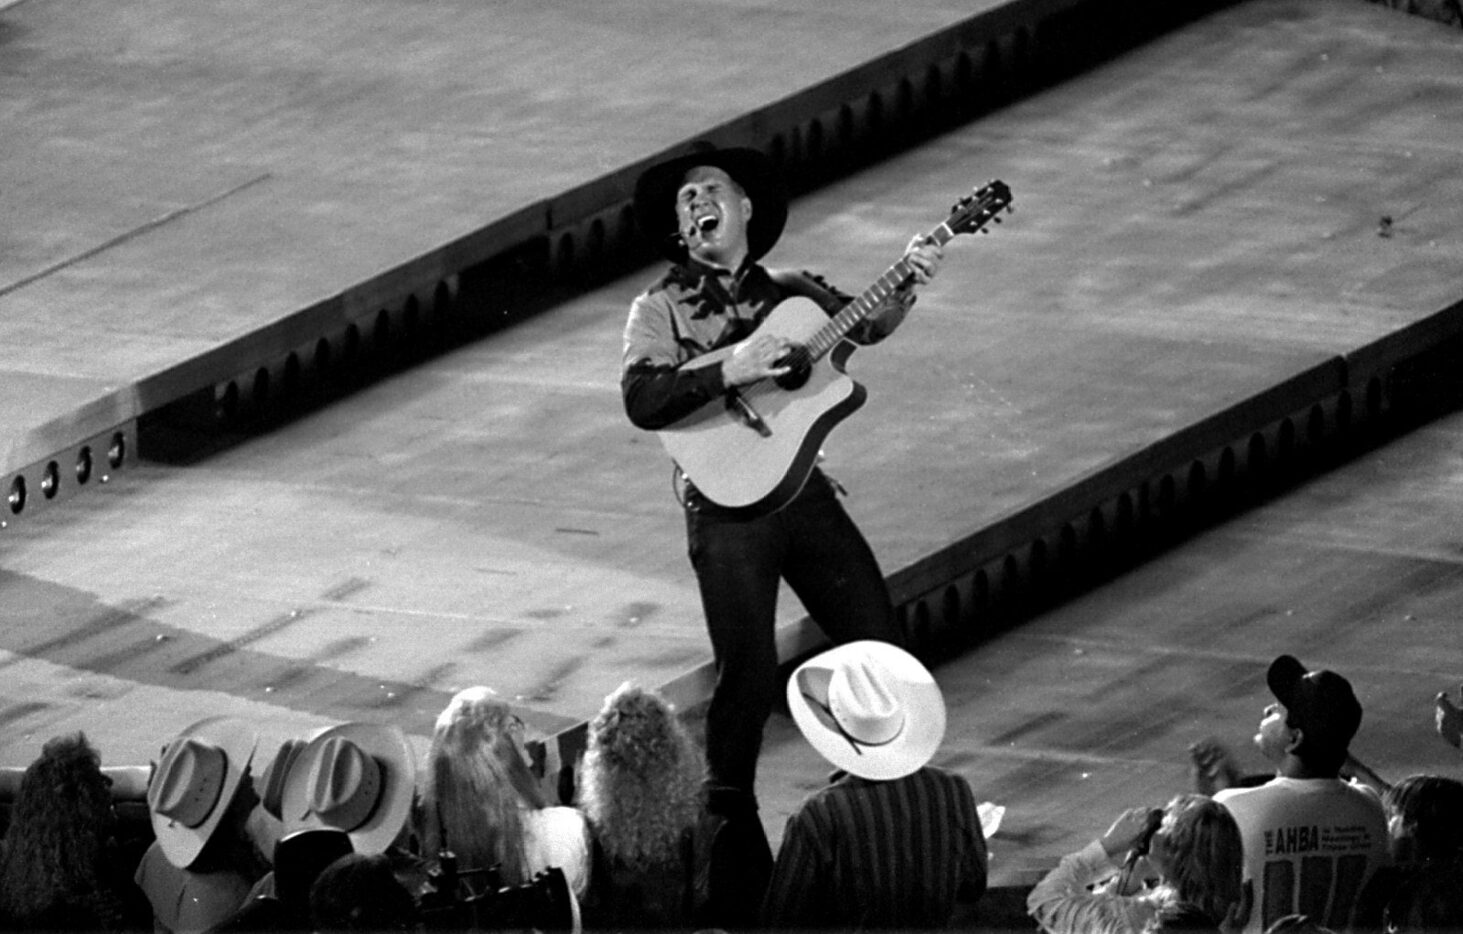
[134,717,268,934]
[221,722,419,931]
[310,851,420,933]
[0,732,150,931]
[420,686,591,904]
[575,681,708,930]
[1434,684,1462,751]
[1355,773,1463,933]
[1028,794,1246,934]
[280,721,418,855]
[761,640,987,930]
[1210,655,1389,934]
[244,734,307,862]
[215,737,329,932]
[217,828,353,932]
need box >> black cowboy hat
[633,145,788,263]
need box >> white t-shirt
[1215,776,1390,934]
[521,804,592,898]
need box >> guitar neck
[802,222,956,362]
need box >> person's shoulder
[787,773,863,818]
[631,264,696,301]
[632,271,674,302]
[911,764,976,794]
[1335,776,1388,810]
[920,763,969,782]
[1218,775,1386,818]
[538,804,591,831]
[1216,772,1302,796]
[1213,778,1281,808]
[765,266,832,295]
[1275,774,1384,804]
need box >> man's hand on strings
[903,233,944,287]
[723,332,794,387]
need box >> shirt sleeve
[762,808,829,930]
[1027,839,1154,934]
[620,289,727,430]
[958,781,990,903]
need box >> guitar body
[658,296,867,517]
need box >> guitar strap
[767,267,846,312]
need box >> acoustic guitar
[657,180,1014,517]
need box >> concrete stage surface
[2,0,1462,891]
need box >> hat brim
[633,146,788,263]
[280,722,417,855]
[787,640,945,781]
[150,717,259,869]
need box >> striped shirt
[762,766,988,930]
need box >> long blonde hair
[1158,793,1244,925]
[576,682,706,869]
[419,687,547,884]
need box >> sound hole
[774,346,813,390]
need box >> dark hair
[1384,774,1463,862]
[274,828,354,911]
[0,733,121,926]
[310,852,419,932]
[1280,709,1349,774]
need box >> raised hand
[1189,737,1243,795]
[1098,805,1162,860]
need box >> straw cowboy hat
[148,716,260,869]
[280,722,417,855]
[788,640,946,781]
[633,144,788,263]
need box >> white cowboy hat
[787,640,946,781]
[280,721,417,855]
[148,716,260,869]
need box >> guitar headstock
[946,180,1013,237]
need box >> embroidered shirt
[621,258,912,431]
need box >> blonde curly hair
[577,682,706,869]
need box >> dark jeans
[685,471,901,796]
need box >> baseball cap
[1267,654,1362,756]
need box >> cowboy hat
[633,144,788,263]
[148,716,260,869]
[280,721,417,855]
[258,736,309,822]
[788,640,946,781]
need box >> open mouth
[696,213,720,234]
